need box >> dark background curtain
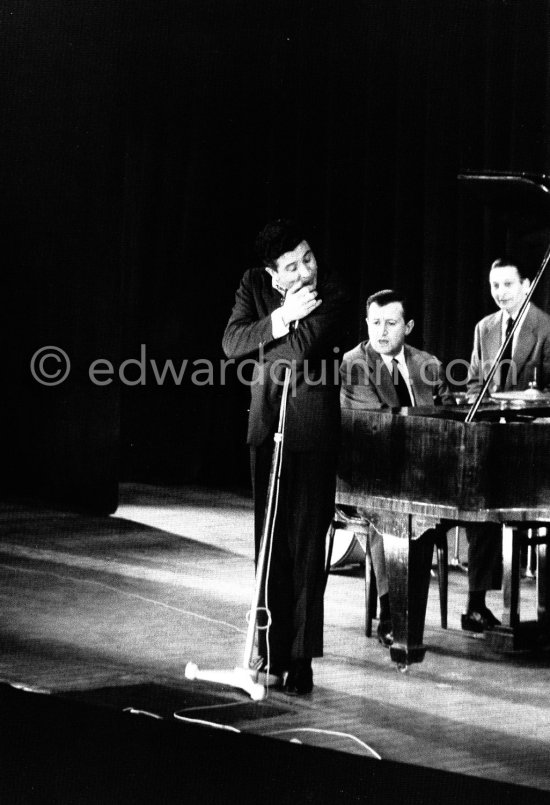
[3,0,550,510]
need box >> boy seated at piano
[340,289,452,647]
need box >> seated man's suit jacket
[467,303,550,394]
[340,341,450,410]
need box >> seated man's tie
[392,358,413,407]
[499,316,514,390]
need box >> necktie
[499,316,514,390]
[392,358,413,407]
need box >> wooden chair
[493,525,550,646]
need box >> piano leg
[536,536,549,636]
[486,524,524,651]
[381,513,434,666]
[501,524,520,630]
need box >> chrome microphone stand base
[184,369,293,704]
[184,662,267,701]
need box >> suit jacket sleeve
[339,361,384,409]
[466,322,483,395]
[539,319,550,390]
[427,357,454,405]
[222,269,350,365]
[221,270,274,360]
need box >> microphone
[280,287,298,331]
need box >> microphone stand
[185,366,292,701]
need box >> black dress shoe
[461,607,501,634]
[250,657,285,688]
[377,620,393,648]
[285,659,313,695]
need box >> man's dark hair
[490,256,529,281]
[255,219,307,268]
[366,289,411,322]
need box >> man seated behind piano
[340,288,452,647]
[462,256,550,633]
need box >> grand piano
[336,172,550,667]
[337,403,550,667]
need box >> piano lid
[458,170,550,233]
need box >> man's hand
[281,284,322,326]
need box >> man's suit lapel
[365,343,399,407]
[405,347,431,405]
[484,313,502,365]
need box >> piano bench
[485,524,550,652]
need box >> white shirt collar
[501,302,530,338]
[380,346,415,404]
[381,347,406,370]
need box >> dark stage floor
[1,483,549,800]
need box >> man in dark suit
[463,257,550,632]
[223,219,349,694]
[340,289,451,646]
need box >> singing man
[223,219,349,694]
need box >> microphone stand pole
[185,367,292,701]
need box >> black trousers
[466,523,502,592]
[250,441,337,667]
